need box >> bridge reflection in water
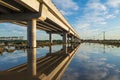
[0,43,80,80]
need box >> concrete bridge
[0,0,80,79]
[0,0,80,43]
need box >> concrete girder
[0,13,39,21]
[38,20,64,32]
[15,0,40,12]
[0,0,21,12]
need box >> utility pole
[103,31,105,40]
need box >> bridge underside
[0,0,80,38]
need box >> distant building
[0,36,24,40]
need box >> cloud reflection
[61,43,120,80]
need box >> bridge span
[0,0,80,41]
[0,0,80,79]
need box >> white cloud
[106,14,116,19]
[60,10,74,16]
[115,69,120,73]
[87,2,107,11]
[99,58,107,61]
[76,0,118,26]
[84,1,108,25]
[76,54,90,60]
[72,0,120,39]
[106,64,116,68]
[0,23,27,37]
[114,10,119,14]
[53,0,79,10]
[75,23,90,30]
[107,0,120,8]
[106,75,120,80]
[53,0,79,16]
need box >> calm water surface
[0,43,120,80]
[0,45,62,71]
[61,43,120,80]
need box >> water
[0,43,120,80]
[61,43,120,80]
[0,45,62,71]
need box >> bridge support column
[71,36,74,43]
[49,33,52,44]
[63,33,67,44]
[75,38,76,43]
[27,48,36,77]
[27,19,37,77]
[49,45,52,54]
[68,37,71,47]
[71,36,74,49]
[68,37,70,43]
[27,19,36,48]
[63,33,67,54]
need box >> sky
[0,0,120,40]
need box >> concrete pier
[27,19,37,48]
[27,48,36,77]
[27,19,37,76]
[63,33,67,44]
[71,36,74,43]
[63,33,68,54]
[49,45,52,54]
[49,33,52,44]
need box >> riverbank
[0,40,64,46]
[0,40,79,55]
[81,40,120,47]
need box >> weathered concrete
[27,19,36,48]
[27,19,37,76]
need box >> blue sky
[0,0,120,40]
[53,0,120,40]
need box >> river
[0,43,120,80]
[61,43,120,80]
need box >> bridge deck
[0,0,80,38]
